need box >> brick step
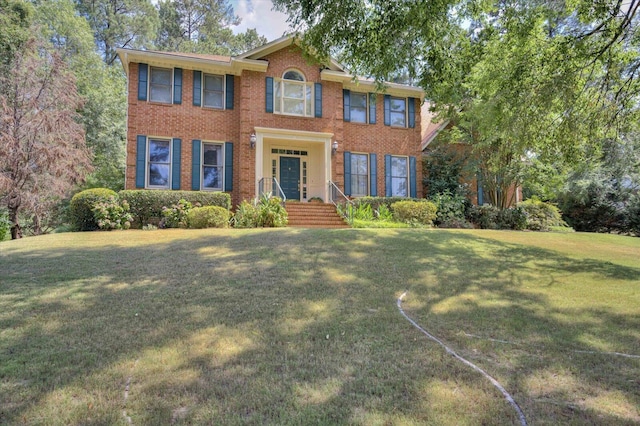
[285,202,349,228]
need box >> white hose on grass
[397,291,528,426]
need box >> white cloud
[230,0,291,42]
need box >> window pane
[204,74,223,91]
[352,154,368,175]
[391,112,406,127]
[150,85,172,103]
[204,92,223,108]
[351,107,366,123]
[151,68,171,85]
[391,156,407,176]
[284,82,304,99]
[392,177,408,197]
[283,70,304,81]
[149,140,170,162]
[283,99,304,115]
[149,164,169,187]
[203,144,221,166]
[202,166,221,189]
[390,98,406,112]
[351,93,367,108]
[353,175,368,196]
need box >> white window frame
[390,97,407,128]
[274,69,314,117]
[351,152,369,197]
[147,137,172,189]
[390,155,409,197]
[350,92,368,124]
[202,73,225,110]
[148,67,173,104]
[201,141,224,191]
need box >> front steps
[285,202,350,228]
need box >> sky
[229,0,292,42]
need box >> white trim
[321,69,424,101]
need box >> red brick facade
[121,39,424,208]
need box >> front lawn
[1,229,639,424]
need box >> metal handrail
[258,177,287,203]
[328,180,353,224]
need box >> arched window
[275,69,313,117]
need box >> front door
[279,156,300,200]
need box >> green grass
[1,229,639,425]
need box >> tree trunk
[8,204,22,240]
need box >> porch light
[332,140,338,155]
[249,133,257,149]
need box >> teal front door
[279,156,300,200]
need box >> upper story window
[350,93,368,123]
[203,74,224,109]
[149,67,173,103]
[390,97,406,127]
[274,69,313,117]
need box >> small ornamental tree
[0,37,92,238]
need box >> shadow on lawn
[0,229,638,424]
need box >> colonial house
[117,36,425,221]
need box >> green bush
[497,206,528,230]
[188,206,230,229]
[429,191,471,228]
[119,190,231,228]
[161,199,193,228]
[92,196,133,230]
[232,194,288,228]
[518,198,567,231]
[69,188,118,231]
[467,204,500,229]
[391,200,437,226]
[352,196,419,213]
[0,210,10,241]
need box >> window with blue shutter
[224,142,233,191]
[408,97,415,128]
[369,153,377,196]
[410,156,417,198]
[173,68,182,104]
[135,135,146,188]
[314,83,322,117]
[477,175,484,205]
[343,151,352,196]
[384,155,392,196]
[225,74,234,110]
[137,64,148,101]
[343,90,350,122]
[193,71,202,106]
[384,95,391,126]
[265,77,274,113]
[192,140,201,190]
[369,93,377,124]
[171,138,181,189]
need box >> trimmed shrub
[0,210,10,241]
[467,204,500,229]
[497,206,528,230]
[161,199,193,228]
[92,196,133,230]
[518,198,567,231]
[429,191,471,228]
[391,200,437,226]
[352,196,419,213]
[69,188,117,231]
[187,206,230,228]
[119,190,231,228]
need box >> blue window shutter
[385,154,392,196]
[265,77,274,113]
[343,89,350,122]
[408,97,416,128]
[173,68,182,104]
[477,175,484,205]
[314,83,322,117]
[225,74,234,110]
[136,135,146,188]
[343,151,352,196]
[369,93,376,124]
[192,140,201,190]
[193,71,201,106]
[369,153,377,196]
[224,142,233,191]
[137,64,148,101]
[171,138,181,190]
[384,95,391,126]
[410,156,417,198]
